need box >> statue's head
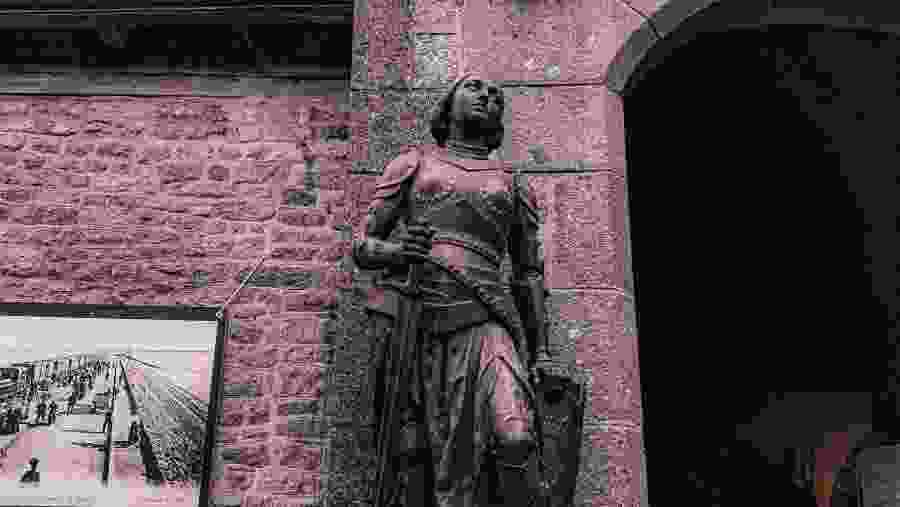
[430,74,505,151]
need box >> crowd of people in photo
[0,360,150,484]
[0,361,109,436]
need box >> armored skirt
[366,262,543,507]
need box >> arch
[605,0,900,96]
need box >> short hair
[429,74,505,151]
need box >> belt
[366,289,492,337]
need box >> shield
[532,369,586,507]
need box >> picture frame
[0,303,226,507]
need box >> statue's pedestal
[857,444,900,507]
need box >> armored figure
[353,74,552,507]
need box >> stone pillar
[456,1,648,505]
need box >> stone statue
[353,74,554,507]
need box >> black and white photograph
[0,304,225,507]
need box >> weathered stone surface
[277,398,321,417]
[540,173,628,291]
[281,344,323,365]
[225,344,281,370]
[282,188,318,207]
[275,416,327,441]
[277,207,329,227]
[555,290,642,425]
[413,33,455,89]
[277,364,323,398]
[413,0,459,33]
[278,316,323,344]
[275,440,323,470]
[460,0,643,84]
[284,290,338,313]
[501,85,621,171]
[255,467,322,497]
[213,465,255,496]
[592,421,645,507]
[238,269,317,290]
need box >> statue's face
[450,77,504,128]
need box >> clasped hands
[394,220,436,262]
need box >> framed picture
[0,303,226,507]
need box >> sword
[374,217,435,507]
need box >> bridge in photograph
[0,351,209,492]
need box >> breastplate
[402,158,517,268]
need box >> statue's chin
[462,115,500,132]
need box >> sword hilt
[402,217,431,294]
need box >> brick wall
[0,93,355,506]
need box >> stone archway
[607,1,900,506]
[606,0,900,96]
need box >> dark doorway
[625,26,899,506]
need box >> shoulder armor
[373,147,422,200]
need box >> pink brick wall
[0,93,351,505]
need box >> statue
[353,74,561,507]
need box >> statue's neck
[446,138,491,160]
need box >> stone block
[277,441,323,470]
[225,344,280,370]
[274,416,327,442]
[277,399,321,417]
[278,208,329,228]
[223,368,274,398]
[255,467,322,497]
[276,364,323,398]
[554,290,642,423]
[238,270,316,291]
[214,465,256,495]
[281,344,323,365]
[413,33,455,89]
[278,316,323,345]
[501,86,621,171]
[413,0,458,33]
[541,174,628,291]
[284,290,337,313]
[459,0,643,84]
[592,422,645,507]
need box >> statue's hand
[396,222,435,261]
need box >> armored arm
[509,176,552,368]
[351,194,408,270]
[351,150,420,270]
